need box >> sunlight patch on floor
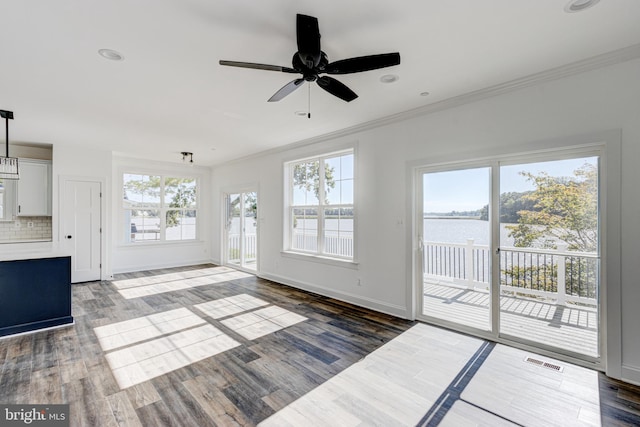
[113,267,253,299]
[96,294,307,390]
[106,324,240,389]
[194,294,270,319]
[221,305,307,340]
[259,323,602,427]
[195,294,307,340]
[113,266,237,289]
[94,307,206,351]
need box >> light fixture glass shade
[0,156,19,179]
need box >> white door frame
[59,175,107,281]
[222,185,259,274]
[409,132,621,375]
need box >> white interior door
[62,179,102,283]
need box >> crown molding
[218,43,640,168]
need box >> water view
[424,218,515,246]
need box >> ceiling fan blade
[219,60,298,74]
[317,76,358,102]
[296,14,321,69]
[268,78,306,102]
[324,52,400,75]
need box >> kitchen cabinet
[0,255,73,337]
[17,159,52,216]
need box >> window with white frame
[0,179,5,219]
[123,173,197,243]
[286,150,354,259]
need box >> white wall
[211,58,640,384]
[53,145,112,277]
[1,145,212,281]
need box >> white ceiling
[2,0,640,166]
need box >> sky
[423,156,598,212]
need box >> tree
[123,175,196,226]
[292,161,336,204]
[166,179,196,227]
[507,163,598,251]
[478,191,536,222]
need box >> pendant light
[0,110,19,180]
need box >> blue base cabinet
[0,256,73,337]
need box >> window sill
[117,239,205,249]
[281,251,359,269]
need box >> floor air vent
[524,356,564,373]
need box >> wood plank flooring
[0,264,639,426]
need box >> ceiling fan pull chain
[308,82,311,119]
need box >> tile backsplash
[0,217,52,242]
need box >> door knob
[66,235,73,239]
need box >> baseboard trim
[621,364,640,387]
[259,272,409,319]
[0,317,74,338]
[112,259,213,275]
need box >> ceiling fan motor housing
[292,51,328,81]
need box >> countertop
[0,238,52,244]
[0,248,70,262]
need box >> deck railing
[227,233,257,263]
[229,232,596,306]
[231,232,354,261]
[292,231,354,258]
[424,239,598,306]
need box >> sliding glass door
[420,166,492,331]
[498,157,600,358]
[225,191,258,272]
[417,151,601,362]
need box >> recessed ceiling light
[564,0,600,13]
[420,91,430,97]
[380,74,399,84]
[294,111,308,117]
[98,49,124,61]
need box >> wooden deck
[423,282,599,357]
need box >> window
[0,179,5,219]
[286,150,354,259]
[123,174,197,243]
[0,178,15,221]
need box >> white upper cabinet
[16,159,52,216]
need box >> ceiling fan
[219,14,400,103]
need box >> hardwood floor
[0,264,639,426]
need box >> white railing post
[466,239,475,289]
[556,244,568,306]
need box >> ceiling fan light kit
[219,14,400,107]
